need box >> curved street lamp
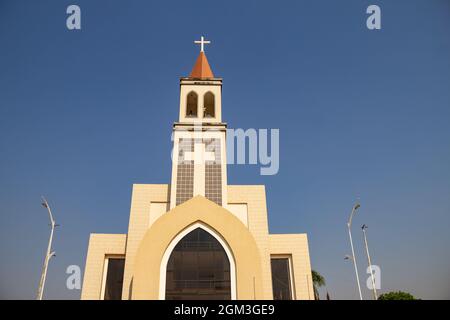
[347,203,363,300]
[36,197,57,300]
[362,224,378,300]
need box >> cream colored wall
[81,184,313,300]
[227,203,248,227]
[131,196,265,299]
[121,184,169,299]
[228,185,273,299]
[80,233,127,300]
[269,234,314,300]
[149,202,169,226]
[228,185,314,300]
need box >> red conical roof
[189,52,214,79]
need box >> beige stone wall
[131,196,264,299]
[228,185,273,299]
[80,233,127,300]
[121,184,169,299]
[269,234,314,300]
[228,185,314,300]
[81,184,313,300]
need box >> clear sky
[1,0,449,300]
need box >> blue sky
[1,0,449,299]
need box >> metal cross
[194,36,211,53]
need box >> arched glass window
[203,92,215,118]
[186,91,198,117]
[165,228,231,300]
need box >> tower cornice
[179,78,222,86]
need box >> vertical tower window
[271,257,293,300]
[102,257,125,300]
[203,92,215,118]
[176,138,194,206]
[204,138,222,205]
[186,91,198,117]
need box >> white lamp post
[347,203,363,300]
[36,197,57,300]
[362,224,378,300]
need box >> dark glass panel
[271,258,292,300]
[104,258,125,300]
[166,228,231,300]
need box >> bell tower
[169,36,228,209]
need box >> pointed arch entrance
[159,222,236,300]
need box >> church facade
[81,38,314,300]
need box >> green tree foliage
[312,270,326,300]
[378,291,417,300]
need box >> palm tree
[312,270,326,300]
